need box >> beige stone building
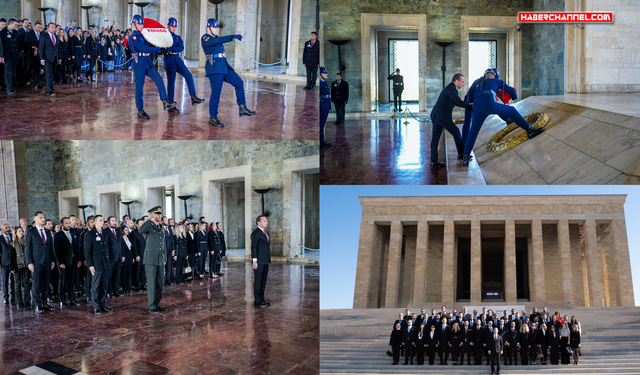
[353,195,635,309]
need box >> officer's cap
[395,68,400,72]
[148,206,162,214]
[319,66,328,75]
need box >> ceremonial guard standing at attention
[319,67,332,149]
[163,17,204,114]
[331,72,349,125]
[138,206,167,314]
[302,31,319,90]
[387,68,404,112]
[84,215,112,315]
[84,29,100,82]
[129,15,176,119]
[201,18,256,128]
[0,19,21,94]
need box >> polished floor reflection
[0,71,318,140]
[320,117,447,185]
[0,263,319,375]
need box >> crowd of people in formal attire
[0,18,144,97]
[0,212,228,315]
[389,306,582,374]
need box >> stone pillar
[385,221,403,308]
[583,219,604,307]
[470,220,481,304]
[557,219,574,305]
[597,224,611,306]
[412,221,429,306]
[233,0,259,71]
[608,218,635,306]
[531,220,546,302]
[353,221,376,308]
[442,220,455,306]
[504,220,516,303]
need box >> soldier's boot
[527,126,544,139]
[168,107,180,114]
[239,104,257,117]
[163,99,177,111]
[461,155,471,167]
[191,94,205,106]
[138,109,150,119]
[209,116,225,128]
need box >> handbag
[565,347,573,354]
[386,350,393,357]
[184,258,192,274]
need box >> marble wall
[0,0,21,19]
[25,141,56,221]
[532,0,564,95]
[321,0,535,113]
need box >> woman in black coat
[120,226,134,293]
[426,324,439,365]
[55,29,69,83]
[174,224,188,284]
[389,323,403,365]
[185,223,197,281]
[415,323,427,365]
[450,322,461,365]
[570,324,581,365]
[196,225,209,279]
[518,324,530,365]
[69,28,85,82]
[529,323,539,364]
[548,324,560,365]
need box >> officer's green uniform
[139,214,166,311]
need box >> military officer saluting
[319,67,332,149]
[138,206,168,314]
[163,17,205,113]
[201,18,256,128]
[129,15,177,119]
[387,68,404,112]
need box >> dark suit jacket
[25,30,41,59]
[505,327,519,347]
[426,330,438,348]
[250,227,271,265]
[85,35,99,56]
[25,226,54,266]
[402,327,417,347]
[54,230,80,265]
[389,328,403,348]
[471,324,484,345]
[537,329,549,346]
[186,231,197,254]
[331,80,349,104]
[207,229,221,252]
[302,39,319,67]
[0,235,12,266]
[38,31,60,63]
[461,325,473,344]
[0,29,20,61]
[122,237,134,263]
[104,227,122,262]
[131,229,145,261]
[163,226,175,254]
[437,324,451,345]
[392,319,407,331]
[196,230,208,253]
[488,333,503,353]
[547,330,560,347]
[175,235,188,257]
[84,228,110,272]
[218,230,227,256]
[430,82,472,121]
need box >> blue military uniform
[163,18,204,108]
[319,67,331,148]
[129,15,175,118]
[201,18,256,127]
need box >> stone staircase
[320,306,640,374]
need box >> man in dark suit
[131,219,146,291]
[207,222,223,277]
[24,21,43,88]
[393,313,407,330]
[402,319,417,365]
[417,309,427,328]
[84,215,112,314]
[461,320,473,365]
[162,217,175,285]
[82,216,94,300]
[105,216,123,297]
[302,31,319,90]
[216,222,227,258]
[85,29,100,81]
[0,224,14,305]
[251,215,271,307]
[54,217,81,307]
[1,19,21,94]
[488,327,503,375]
[472,318,484,365]
[537,323,549,364]
[38,22,60,97]
[429,73,473,168]
[331,73,349,125]
[437,317,451,365]
[24,211,55,313]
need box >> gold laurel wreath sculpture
[485,112,550,153]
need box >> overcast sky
[320,185,640,310]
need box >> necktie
[51,33,55,46]
[265,231,269,242]
[112,229,117,239]
[65,231,71,243]
[494,334,497,341]
[40,228,46,244]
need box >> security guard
[0,18,21,94]
[387,68,404,111]
[319,66,332,149]
[85,29,100,82]
[201,18,256,128]
[130,15,176,119]
[138,206,167,314]
[163,17,205,114]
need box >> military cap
[148,206,162,214]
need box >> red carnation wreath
[141,18,173,48]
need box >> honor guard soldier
[387,68,404,111]
[201,18,256,128]
[331,72,349,124]
[163,17,205,113]
[0,19,21,94]
[138,206,168,314]
[319,67,332,149]
[130,15,176,119]
[302,31,320,90]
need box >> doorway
[469,39,497,82]
[481,223,505,301]
[388,39,419,102]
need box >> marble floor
[0,71,317,141]
[0,263,319,375]
[320,117,448,185]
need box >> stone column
[504,220,516,303]
[412,221,429,306]
[233,0,259,71]
[385,221,403,308]
[353,221,376,308]
[583,219,604,307]
[442,220,455,306]
[531,220,546,302]
[557,219,574,305]
[608,218,635,306]
[470,220,481,304]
